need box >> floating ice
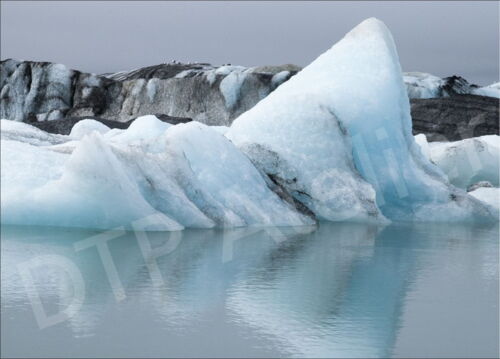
[469,187,500,212]
[165,122,311,227]
[0,119,67,146]
[107,115,171,145]
[1,117,311,230]
[1,18,497,229]
[227,18,496,222]
[417,135,500,189]
[69,119,111,140]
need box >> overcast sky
[1,1,498,85]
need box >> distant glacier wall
[0,59,299,125]
[1,58,498,141]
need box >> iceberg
[416,134,499,189]
[1,19,497,230]
[227,18,497,222]
[1,116,311,230]
[164,122,312,226]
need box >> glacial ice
[469,187,500,212]
[219,67,250,110]
[227,18,497,222]
[403,72,500,99]
[164,122,311,227]
[0,119,67,146]
[473,82,500,98]
[403,72,444,99]
[415,134,500,189]
[106,114,171,145]
[69,119,111,140]
[1,115,311,230]
[1,19,498,230]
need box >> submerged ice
[1,18,498,230]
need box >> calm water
[1,222,498,358]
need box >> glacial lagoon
[1,222,498,358]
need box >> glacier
[227,18,497,223]
[404,72,500,99]
[1,18,498,230]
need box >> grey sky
[1,1,498,85]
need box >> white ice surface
[107,115,171,145]
[473,82,500,98]
[422,135,500,189]
[469,187,500,212]
[1,119,68,146]
[227,18,496,222]
[403,72,444,99]
[165,122,311,227]
[219,67,250,110]
[69,119,111,140]
[1,116,312,230]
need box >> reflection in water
[1,222,498,358]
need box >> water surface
[1,222,498,358]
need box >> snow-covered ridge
[1,18,498,230]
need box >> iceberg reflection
[1,222,498,358]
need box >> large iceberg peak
[227,18,497,222]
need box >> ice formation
[469,187,500,212]
[403,72,500,99]
[1,116,311,230]
[227,18,497,222]
[416,134,499,189]
[1,119,67,146]
[403,72,444,99]
[69,119,111,140]
[218,67,250,110]
[473,82,500,98]
[1,18,498,230]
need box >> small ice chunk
[109,115,171,145]
[70,119,111,140]
[271,71,290,87]
[427,135,499,189]
[469,187,500,212]
[414,134,430,160]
